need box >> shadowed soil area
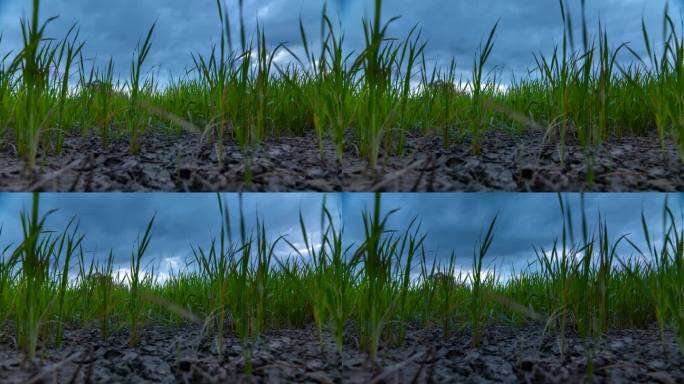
[0,131,682,192]
[0,324,681,383]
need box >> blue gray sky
[1,0,682,82]
[0,193,681,280]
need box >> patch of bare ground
[0,324,681,383]
[0,131,681,192]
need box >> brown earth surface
[0,323,681,383]
[0,131,682,192]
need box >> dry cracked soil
[0,131,682,192]
[0,323,682,383]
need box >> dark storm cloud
[339,193,683,273]
[0,193,333,272]
[1,193,680,278]
[0,0,676,81]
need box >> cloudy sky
[0,193,680,280]
[0,0,681,82]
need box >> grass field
[0,0,682,173]
[0,192,682,376]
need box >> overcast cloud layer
[0,193,681,278]
[1,0,681,82]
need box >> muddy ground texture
[0,131,682,192]
[0,323,681,383]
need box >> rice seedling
[190,194,286,375]
[282,7,360,158]
[52,26,84,153]
[628,10,684,159]
[627,198,684,353]
[354,0,398,166]
[283,201,359,354]
[92,59,117,146]
[74,244,96,326]
[0,35,16,143]
[395,218,426,343]
[430,252,466,340]
[469,23,498,155]
[470,215,497,347]
[128,23,156,154]
[0,228,17,327]
[191,0,243,160]
[355,193,397,361]
[97,251,115,340]
[190,196,236,356]
[128,215,156,346]
[53,218,83,346]
[13,0,58,168]
[12,193,61,360]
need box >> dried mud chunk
[649,179,677,192]
[481,164,516,190]
[648,371,677,384]
[140,356,174,383]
